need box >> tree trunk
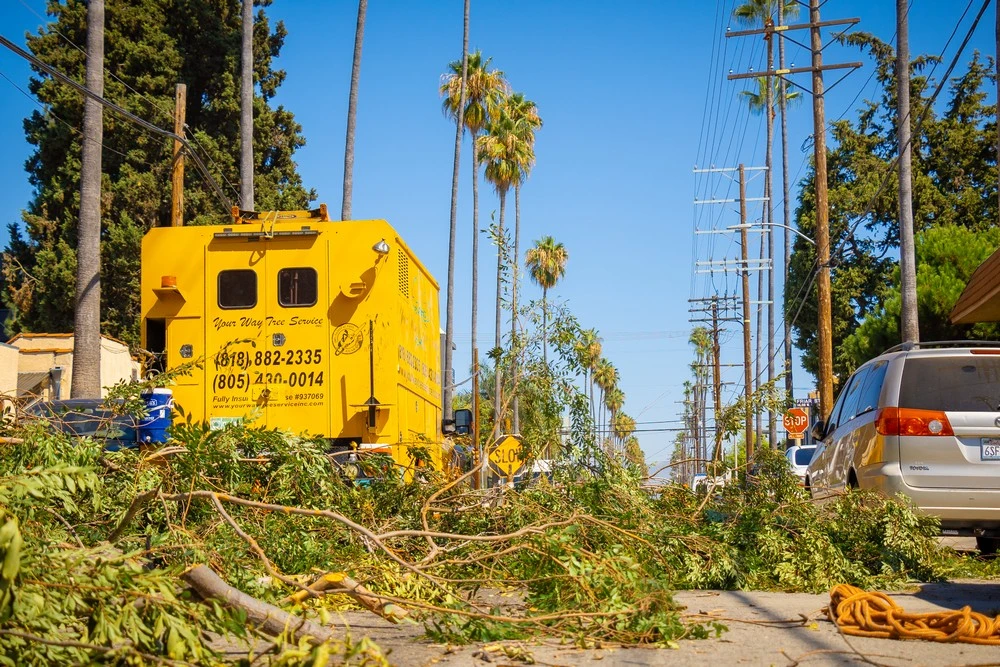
[779,1,793,412]
[492,190,506,442]
[443,0,469,423]
[511,184,521,433]
[472,142,480,382]
[240,0,254,211]
[896,0,918,342]
[182,565,335,645]
[71,0,104,400]
[541,285,548,365]
[342,0,367,221]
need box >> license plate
[981,438,1000,460]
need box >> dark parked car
[27,399,139,451]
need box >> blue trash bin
[137,388,173,443]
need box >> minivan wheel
[847,471,859,490]
[976,536,1000,556]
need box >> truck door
[260,235,331,438]
[205,239,269,428]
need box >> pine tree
[2,0,314,348]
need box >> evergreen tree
[2,0,314,348]
[786,35,998,382]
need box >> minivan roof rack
[881,340,1000,354]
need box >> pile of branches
[0,409,992,665]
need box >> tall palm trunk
[541,284,548,365]
[511,184,521,433]
[779,2,793,409]
[443,0,469,423]
[71,0,104,399]
[492,190,506,441]
[240,0,254,211]
[896,0,918,341]
[765,25,776,448]
[342,0,367,220]
[471,143,480,381]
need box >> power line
[0,32,232,211]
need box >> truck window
[278,268,317,307]
[218,269,257,309]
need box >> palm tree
[502,93,542,434]
[71,0,104,399]
[441,53,508,379]
[604,385,625,449]
[441,0,470,424]
[525,236,568,365]
[573,328,602,431]
[478,107,534,439]
[778,1,796,418]
[688,327,711,469]
[593,358,618,444]
[739,76,800,118]
[342,0,368,220]
[734,0,799,448]
[612,411,635,449]
[240,0,254,211]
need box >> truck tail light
[875,407,953,437]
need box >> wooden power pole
[711,298,723,464]
[739,164,754,459]
[171,83,186,227]
[727,4,861,420]
[810,0,835,420]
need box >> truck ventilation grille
[398,248,409,298]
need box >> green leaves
[0,518,22,623]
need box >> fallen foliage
[0,406,997,664]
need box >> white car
[784,445,816,483]
[806,342,1000,554]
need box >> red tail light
[875,407,953,436]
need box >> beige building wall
[0,343,17,421]
[8,333,138,399]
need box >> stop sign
[783,408,809,437]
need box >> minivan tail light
[875,407,954,437]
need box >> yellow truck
[140,206,453,473]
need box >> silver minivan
[806,341,1000,554]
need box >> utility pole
[711,298,723,464]
[810,0,835,419]
[171,84,186,227]
[896,0,918,343]
[778,1,794,420]
[727,6,861,420]
[692,166,768,461]
[740,165,754,459]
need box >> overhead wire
[0,33,232,211]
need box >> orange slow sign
[783,407,809,437]
[489,435,524,477]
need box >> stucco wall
[8,334,138,398]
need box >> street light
[727,222,815,246]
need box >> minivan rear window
[899,356,1000,412]
[793,448,815,466]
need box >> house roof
[950,245,1000,324]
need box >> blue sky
[0,1,996,464]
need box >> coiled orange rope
[829,584,1000,645]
